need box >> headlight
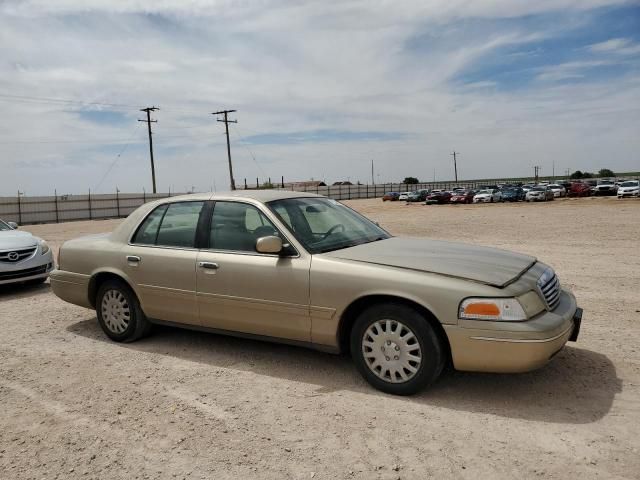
[459,297,527,321]
[39,240,50,255]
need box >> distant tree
[260,182,274,189]
[403,176,419,184]
[570,170,583,179]
[598,168,615,178]
[582,172,593,179]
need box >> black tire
[96,279,151,343]
[350,303,444,395]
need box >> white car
[0,219,54,285]
[617,180,639,198]
[473,189,501,203]
[398,191,412,201]
[548,184,566,198]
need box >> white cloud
[589,37,640,55]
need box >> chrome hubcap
[101,289,130,334]
[362,319,422,383]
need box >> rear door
[124,201,205,325]
[196,200,311,342]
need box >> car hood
[0,230,39,249]
[322,237,536,288]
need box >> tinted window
[132,205,168,245]
[154,202,204,248]
[210,201,280,252]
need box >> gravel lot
[1,196,639,480]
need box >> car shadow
[68,318,621,424]
[0,281,50,299]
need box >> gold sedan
[51,191,582,395]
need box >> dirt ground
[1,196,639,480]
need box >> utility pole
[534,165,541,183]
[552,160,555,180]
[451,151,459,182]
[212,109,238,190]
[138,107,159,193]
[371,159,375,185]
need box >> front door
[196,200,311,342]
[124,201,205,325]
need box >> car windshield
[268,197,391,254]
[620,181,638,187]
[531,187,545,191]
[0,219,12,231]
[477,190,491,194]
[598,181,613,185]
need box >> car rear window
[132,202,204,248]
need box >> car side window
[132,204,168,245]
[210,201,280,252]
[154,202,205,248]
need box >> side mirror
[256,235,283,254]
[8,221,18,229]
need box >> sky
[0,0,639,195]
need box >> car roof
[156,189,322,205]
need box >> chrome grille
[0,247,37,263]
[538,269,561,310]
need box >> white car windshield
[268,197,391,254]
[620,181,638,187]
[0,219,12,231]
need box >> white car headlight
[39,240,50,255]
[459,297,527,321]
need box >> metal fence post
[116,188,120,217]
[17,191,22,225]
[54,189,59,223]
[88,189,93,220]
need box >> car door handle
[127,255,141,264]
[198,262,219,270]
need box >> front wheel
[96,280,151,343]
[350,303,444,395]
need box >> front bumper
[444,289,581,373]
[618,191,639,198]
[0,251,55,285]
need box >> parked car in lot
[501,187,525,202]
[0,219,54,286]
[449,190,475,204]
[50,191,583,395]
[382,192,400,201]
[398,191,412,201]
[526,186,554,202]
[407,189,430,202]
[473,189,502,203]
[425,190,452,205]
[592,180,618,196]
[617,180,639,198]
[568,182,592,197]
[548,184,567,198]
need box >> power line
[230,124,266,178]
[139,106,159,194]
[94,123,143,192]
[212,109,238,190]
[0,93,143,109]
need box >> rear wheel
[96,280,151,342]
[350,303,444,395]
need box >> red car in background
[568,182,592,197]
[449,190,475,204]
